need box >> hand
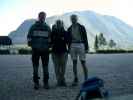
[27,38,32,47]
[67,48,71,53]
[49,48,52,53]
[66,49,69,53]
[27,41,31,47]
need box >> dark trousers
[32,48,49,84]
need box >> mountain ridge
[9,10,133,51]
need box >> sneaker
[60,81,67,87]
[34,83,39,90]
[43,83,50,89]
[56,82,61,87]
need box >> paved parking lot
[0,54,133,100]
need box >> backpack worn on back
[76,77,109,100]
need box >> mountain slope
[9,11,133,51]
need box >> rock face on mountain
[9,11,133,51]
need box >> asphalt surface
[0,54,133,100]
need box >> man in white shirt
[67,14,89,86]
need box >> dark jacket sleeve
[27,25,34,46]
[81,25,89,51]
[64,30,70,51]
[46,25,52,49]
[50,25,56,45]
[47,25,52,41]
[27,25,33,39]
[67,27,72,50]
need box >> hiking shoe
[71,78,79,86]
[43,83,50,89]
[60,81,67,87]
[34,83,39,90]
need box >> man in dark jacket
[27,12,51,90]
[67,14,89,86]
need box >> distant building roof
[0,36,12,45]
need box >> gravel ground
[0,54,133,100]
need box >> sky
[0,0,133,36]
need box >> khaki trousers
[52,53,68,84]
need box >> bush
[0,49,10,54]
[96,50,127,54]
[18,49,32,54]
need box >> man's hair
[70,14,78,19]
[38,11,46,17]
[56,20,62,24]
[55,19,64,29]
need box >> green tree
[109,39,116,48]
[94,35,99,51]
[98,33,107,46]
